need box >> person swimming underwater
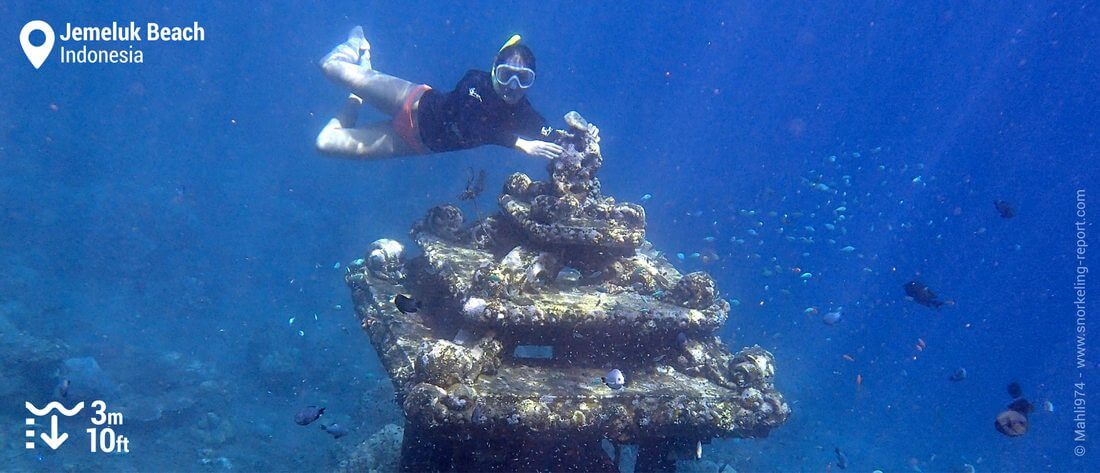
[316,27,563,161]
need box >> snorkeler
[316,27,563,161]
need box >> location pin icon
[20,20,55,69]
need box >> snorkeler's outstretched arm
[514,137,563,159]
[509,103,561,159]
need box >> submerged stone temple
[344,112,788,472]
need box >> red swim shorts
[393,84,432,155]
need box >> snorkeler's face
[492,60,533,104]
[493,79,527,104]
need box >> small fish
[556,267,582,286]
[904,280,947,309]
[602,368,625,390]
[949,367,967,381]
[856,374,863,387]
[1043,400,1054,412]
[703,236,716,243]
[56,378,70,398]
[641,193,653,201]
[841,354,855,362]
[994,200,1015,218]
[696,440,703,460]
[294,406,325,426]
[320,423,348,439]
[839,246,855,253]
[800,272,813,280]
[822,308,842,325]
[677,253,686,261]
[471,403,487,424]
[394,294,421,314]
[332,262,341,270]
[835,447,848,469]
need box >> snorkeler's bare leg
[316,114,416,160]
[320,26,420,117]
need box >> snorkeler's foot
[348,26,372,69]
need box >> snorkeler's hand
[516,138,563,160]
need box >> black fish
[994,200,1015,219]
[393,294,421,314]
[948,368,967,382]
[904,280,946,309]
[471,403,487,425]
[1008,398,1034,415]
[294,406,325,426]
[321,423,348,439]
[834,447,848,469]
[1007,381,1023,399]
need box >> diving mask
[493,63,535,90]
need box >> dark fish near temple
[321,423,348,439]
[471,403,487,424]
[994,200,1015,219]
[834,447,848,469]
[294,406,325,426]
[676,332,689,349]
[904,280,946,309]
[394,294,421,314]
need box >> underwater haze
[1,1,1097,472]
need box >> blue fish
[321,423,348,439]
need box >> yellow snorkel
[499,34,522,52]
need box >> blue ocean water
[1,1,1096,472]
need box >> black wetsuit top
[417,70,548,152]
